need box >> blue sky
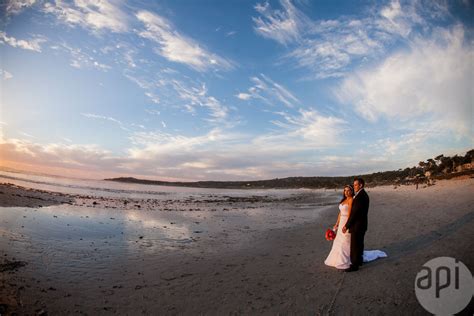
[0,0,473,181]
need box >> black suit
[345,188,369,268]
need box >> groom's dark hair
[354,177,365,187]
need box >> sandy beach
[1,177,473,315]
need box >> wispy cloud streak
[236,74,299,108]
[0,31,45,52]
[136,10,233,71]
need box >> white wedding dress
[324,203,352,269]
[324,203,387,270]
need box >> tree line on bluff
[106,149,474,189]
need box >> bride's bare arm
[347,198,353,218]
[334,212,341,230]
[342,198,353,233]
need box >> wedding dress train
[363,249,387,262]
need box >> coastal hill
[106,150,474,189]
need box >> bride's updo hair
[340,185,354,204]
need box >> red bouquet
[325,228,336,241]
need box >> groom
[342,177,369,272]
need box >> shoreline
[1,173,471,210]
[0,182,336,212]
[1,178,473,314]
[103,168,474,190]
[3,166,473,194]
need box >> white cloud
[358,122,473,173]
[123,72,152,90]
[0,69,13,80]
[19,132,37,139]
[261,108,348,149]
[136,10,233,71]
[0,31,45,52]
[336,25,473,138]
[145,109,160,115]
[131,123,146,130]
[252,0,308,45]
[81,112,130,131]
[145,92,160,104]
[44,0,129,33]
[236,74,299,108]
[0,138,116,169]
[5,0,37,15]
[288,28,381,78]
[377,0,422,37]
[253,0,450,78]
[53,43,111,71]
[180,161,211,169]
[123,69,232,125]
[374,129,434,157]
[61,137,73,143]
[171,80,229,122]
[127,128,239,162]
[236,92,252,100]
[123,70,173,106]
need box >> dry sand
[1,178,473,315]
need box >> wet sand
[0,183,74,208]
[1,178,473,315]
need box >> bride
[324,185,354,270]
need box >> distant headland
[105,149,474,189]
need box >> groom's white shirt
[354,188,364,198]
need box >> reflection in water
[0,205,202,255]
[0,205,207,278]
[0,192,336,261]
[122,210,194,244]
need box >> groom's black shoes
[344,265,359,272]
